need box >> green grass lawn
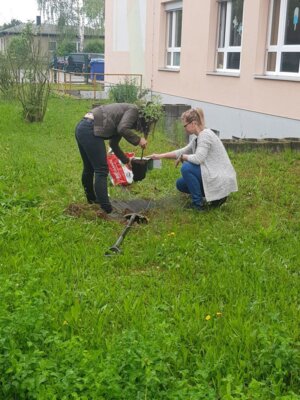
[0,97,299,399]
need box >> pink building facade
[105,0,300,139]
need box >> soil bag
[107,152,135,186]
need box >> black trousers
[75,118,112,213]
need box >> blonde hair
[181,108,205,131]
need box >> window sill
[158,67,180,72]
[206,71,240,78]
[254,74,300,82]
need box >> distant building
[0,18,103,57]
[105,0,300,139]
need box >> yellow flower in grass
[167,232,176,237]
[205,315,211,321]
[216,312,223,317]
[63,320,68,325]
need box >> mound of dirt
[64,197,179,222]
[64,203,113,221]
[64,202,136,223]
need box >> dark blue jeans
[176,162,205,207]
[75,118,112,213]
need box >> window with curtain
[216,0,244,71]
[267,0,300,75]
[165,2,182,68]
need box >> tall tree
[77,0,84,51]
[37,0,104,51]
[83,0,104,31]
[2,19,23,30]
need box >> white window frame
[267,0,300,76]
[216,0,244,72]
[165,1,182,69]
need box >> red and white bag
[107,152,135,186]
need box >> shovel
[105,213,148,256]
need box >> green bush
[108,78,145,103]
[5,24,50,122]
[137,96,164,124]
[56,39,76,56]
[84,39,104,54]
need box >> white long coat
[174,129,238,202]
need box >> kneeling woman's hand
[149,154,161,160]
[175,154,185,168]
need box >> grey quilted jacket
[91,103,141,164]
[92,103,141,144]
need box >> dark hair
[136,113,151,137]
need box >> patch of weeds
[0,194,40,212]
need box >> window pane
[267,52,277,71]
[175,10,182,47]
[227,52,240,69]
[229,0,244,47]
[217,52,224,68]
[167,52,172,65]
[168,13,172,47]
[270,0,280,45]
[48,41,56,51]
[281,52,300,72]
[284,0,300,45]
[218,2,227,48]
[173,52,181,66]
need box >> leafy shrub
[108,78,146,103]
[84,39,104,54]
[136,96,165,136]
[56,39,77,56]
[138,96,164,124]
[5,24,50,122]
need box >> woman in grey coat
[150,108,238,211]
[75,103,148,214]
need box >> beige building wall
[0,35,52,57]
[105,0,300,138]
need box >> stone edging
[221,138,300,152]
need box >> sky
[0,0,41,26]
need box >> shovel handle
[105,214,136,255]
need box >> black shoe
[210,197,227,208]
[184,203,206,212]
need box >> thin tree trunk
[77,0,85,52]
